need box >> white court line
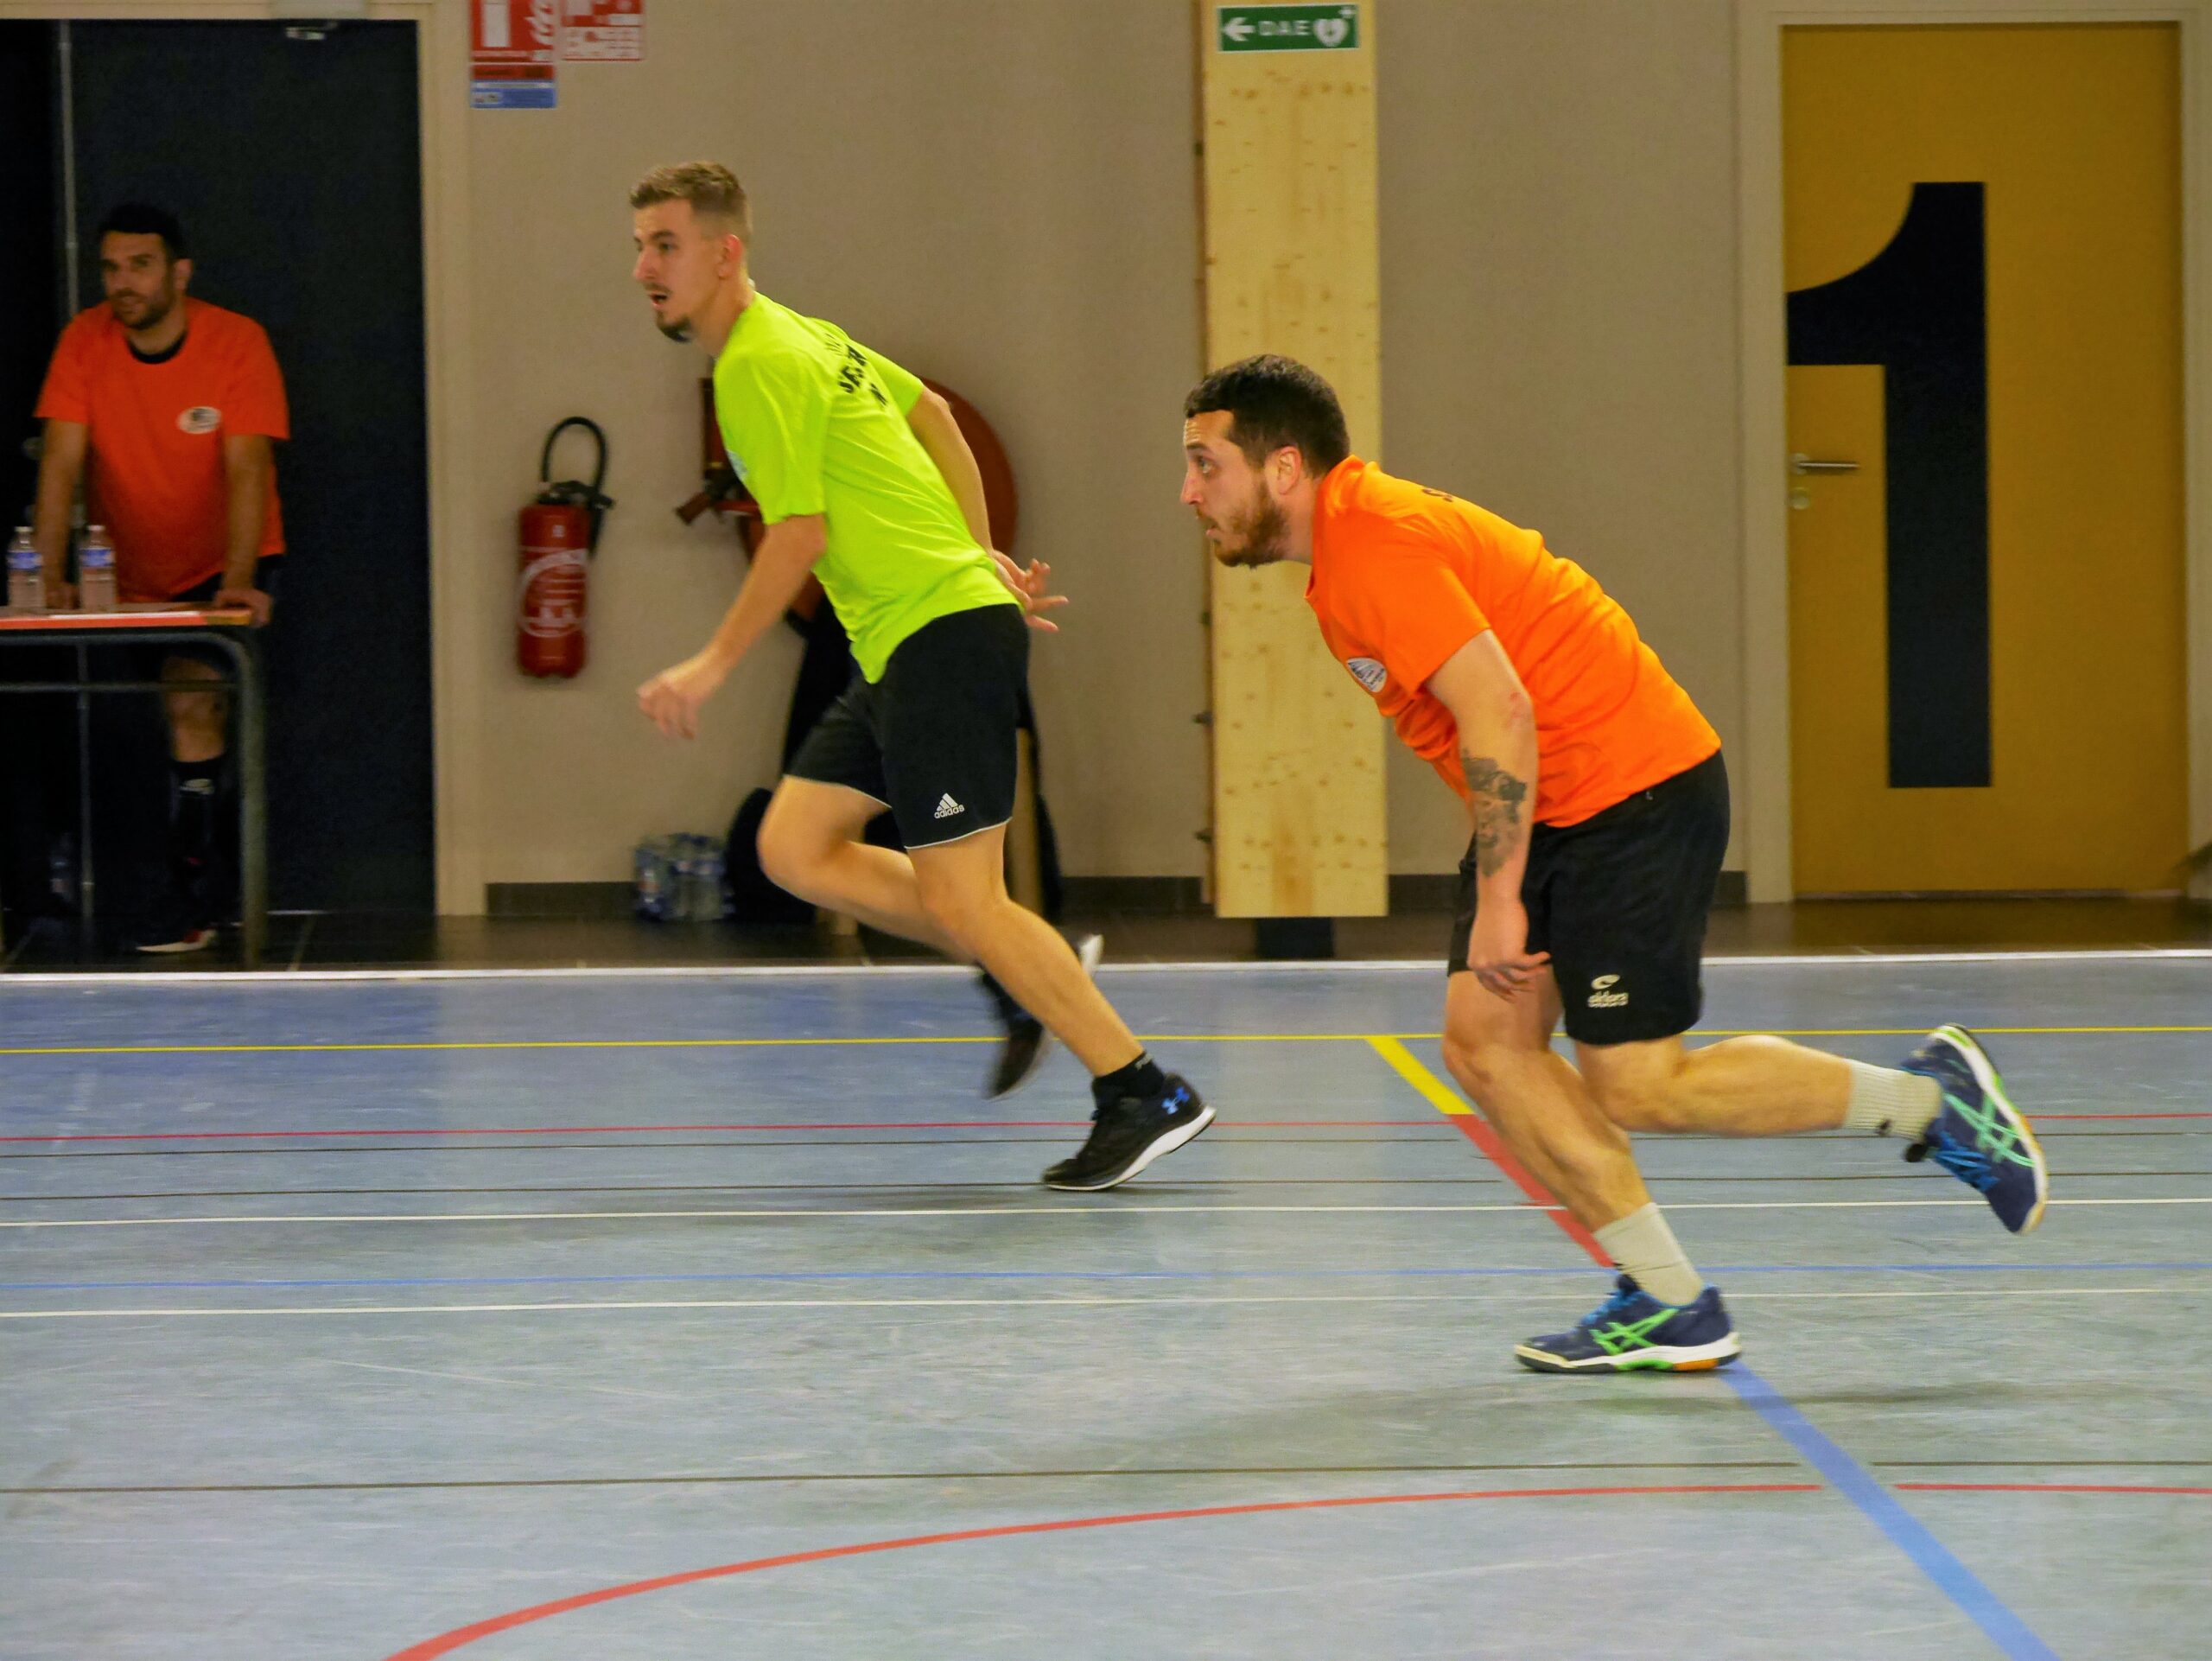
[0,1285,2191,1321]
[2,1196,2202,1230]
[3,947,2210,986]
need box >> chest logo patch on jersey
[1345,657,1387,694]
[177,406,221,435]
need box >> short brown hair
[629,162,752,239]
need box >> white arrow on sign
[1224,16,1254,41]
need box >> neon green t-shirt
[711,294,1015,681]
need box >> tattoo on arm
[1462,755,1531,878]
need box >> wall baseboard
[486,882,633,919]
[485,869,1751,920]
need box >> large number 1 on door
[1783,23,2187,894]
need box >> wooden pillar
[1198,2,1387,920]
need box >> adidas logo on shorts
[933,793,965,821]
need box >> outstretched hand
[638,651,729,741]
[989,550,1068,633]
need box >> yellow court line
[2,1025,2209,1059]
[0,1033,1374,1058]
[1366,1035,1473,1117]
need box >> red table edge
[0,606,254,631]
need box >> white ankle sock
[1840,1061,1942,1139]
[1592,1204,1703,1305]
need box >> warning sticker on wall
[562,0,644,62]
[472,0,558,109]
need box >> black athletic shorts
[785,601,1028,850]
[1448,748,1729,1045]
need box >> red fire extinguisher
[518,417,613,678]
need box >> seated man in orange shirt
[1180,355,2049,1372]
[31,204,289,954]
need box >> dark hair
[96,203,188,262]
[1183,353,1350,475]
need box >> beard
[1211,488,1290,568]
[656,313,693,343]
[111,286,177,333]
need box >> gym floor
[1,951,2204,1658]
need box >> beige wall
[1377,0,1745,873]
[458,2,1208,890]
[455,0,1746,895]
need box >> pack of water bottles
[632,832,730,921]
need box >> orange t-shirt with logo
[35,298,288,601]
[1306,458,1719,827]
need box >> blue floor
[2,957,2206,1658]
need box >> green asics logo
[1593,1309,1677,1354]
[1946,1093,2037,1168]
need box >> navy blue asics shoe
[1515,1275,1741,1374]
[1900,1025,2050,1234]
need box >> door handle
[1790,452,1860,474]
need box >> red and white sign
[472,0,558,109]
[562,0,644,62]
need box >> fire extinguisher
[517,417,613,678]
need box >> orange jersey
[35,299,288,600]
[1306,458,1719,826]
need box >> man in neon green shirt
[630,162,1211,1189]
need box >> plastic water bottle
[634,833,730,921]
[77,524,118,611]
[6,525,43,613]
[633,836,674,920]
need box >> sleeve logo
[177,406,222,435]
[1345,656,1387,694]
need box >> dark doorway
[3,18,434,925]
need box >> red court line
[0,1119,1443,1145]
[1440,1114,1611,1263]
[382,1483,1819,1659]
[7,1111,2196,1146]
[1896,1483,2212,1496]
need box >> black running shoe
[1041,1074,1213,1191]
[985,933,1104,1099]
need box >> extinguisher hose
[539,417,615,555]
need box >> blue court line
[6,1261,2206,1295]
[1726,1367,2059,1659]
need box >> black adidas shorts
[1448,749,1730,1045]
[786,601,1027,850]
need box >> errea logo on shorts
[1345,657,1387,694]
[1588,974,1629,1009]
[177,406,222,435]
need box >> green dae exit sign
[1217,5,1360,54]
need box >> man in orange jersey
[1180,355,2048,1372]
[32,204,289,953]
